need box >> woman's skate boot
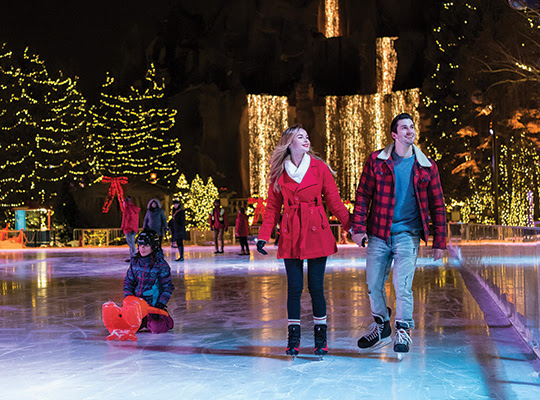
[313,324,328,360]
[285,324,301,359]
[357,308,392,352]
[393,320,412,361]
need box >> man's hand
[432,248,444,261]
[352,233,368,247]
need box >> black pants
[284,257,327,320]
[238,237,249,253]
[176,239,184,258]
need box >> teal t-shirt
[390,151,422,233]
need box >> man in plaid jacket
[351,113,447,357]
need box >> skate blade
[396,353,405,361]
[358,337,391,353]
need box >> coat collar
[278,157,318,192]
[377,143,432,167]
[284,154,311,184]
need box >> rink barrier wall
[72,224,349,248]
[448,222,540,359]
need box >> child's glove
[256,240,268,255]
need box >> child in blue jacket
[123,230,175,333]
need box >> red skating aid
[102,296,169,341]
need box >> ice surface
[1,244,539,400]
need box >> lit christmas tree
[422,1,540,225]
[0,44,90,208]
[91,64,180,187]
[170,174,219,230]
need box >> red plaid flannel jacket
[352,143,447,249]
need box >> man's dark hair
[390,113,413,134]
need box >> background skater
[209,199,228,254]
[121,196,140,262]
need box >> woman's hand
[256,240,268,255]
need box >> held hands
[352,233,368,248]
[256,240,268,255]
[432,248,444,261]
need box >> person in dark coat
[169,199,186,261]
[143,198,167,245]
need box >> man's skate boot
[313,324,328,360]
[357,308,392,351]
[285,324,301,359]
[393,320,412,360]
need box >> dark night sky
[0,1,168,97]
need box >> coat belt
[284,198,322,252]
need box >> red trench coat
[259,158,351,260]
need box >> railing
[73,228,126,247]
[448,222,540,243]
[0,229,55,248]
[72,224,350,247]
[448,222,540,358]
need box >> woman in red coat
[257,124,351,359]
[235,207,250,255]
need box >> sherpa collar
[377,143,432,167]
[285,153,311,184]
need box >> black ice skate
[357,308,392,352]
[393,320,412,361]
[313,324,328,360]
[285,324,301,359]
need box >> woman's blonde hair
[268,124,336,193]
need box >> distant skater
[235,207,250,256]
[169,199,186,261]
[121,196,140,262]
[143,198,167,246]
[209,199,228,254]
[257,124,351,360]
[351,113,447,359]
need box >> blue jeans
[284,257,327,320]
[366,232,420,328]
[125,231,137,257]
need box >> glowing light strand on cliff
[247,94,288,198]
[325,37,420,200]
[324,0,340,38]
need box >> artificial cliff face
[143,0,439,196]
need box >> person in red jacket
[121,196,141,262]
[351,113,447,358]
[235,207,250,255]
[209,199,228,254]
[257,123,351,359]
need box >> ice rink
[1,243,539,400]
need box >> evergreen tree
[91,64,180,188]
[422,0,540,225]
[0,44,90,209]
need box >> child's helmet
[136,230,160,251]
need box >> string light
[0,44,91,208]
[326,38,420,200]
[91,64,180,187]
[247,94,288,198]
[171,174,219,230]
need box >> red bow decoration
[101,176,128,213]
[248,197,267,225]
